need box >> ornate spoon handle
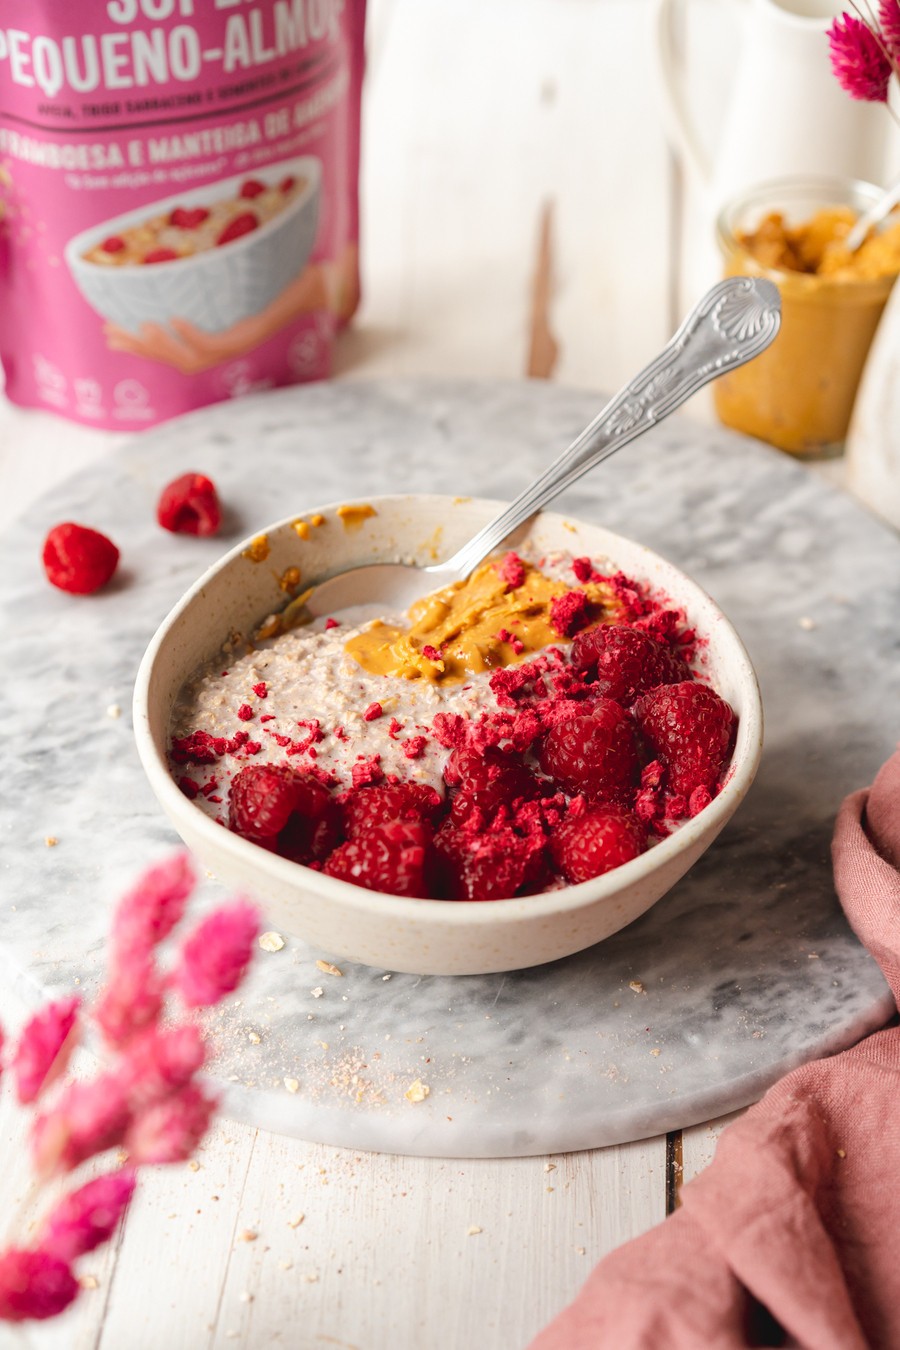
[438,276,781,580]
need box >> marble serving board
[1,379,896,1158]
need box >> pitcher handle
[652,0,741,185]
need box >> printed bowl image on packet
[64,155,322,334]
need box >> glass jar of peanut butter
[714,177,900,459]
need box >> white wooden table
[0,2,878,1345]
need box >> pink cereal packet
[0,0,366,429]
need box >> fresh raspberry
[279,175,296,193]
[341,783,442,839]
[238,178,267,199]
[443,746,540,819]
[169,206,210,228]
[143,247,178,264]
[156,473,221,537]
[550,589,590,638]
[570,624,690,705]
[633,681,736,797]
[229,764,337,862]
[433,821,546,901]
[42,522,119,595]
[101,235,126,253]
[216,213,259,246]
[550,807,646,884]
[538,698,639,804]
[323,820,433,898]
[443,746,527,793]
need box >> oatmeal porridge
[169,548,736,901]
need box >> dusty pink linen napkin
[529,749,900,1350]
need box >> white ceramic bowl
[65,156,321,334]
[133,495,763,976]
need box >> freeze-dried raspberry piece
[229,764,337,862]
[550,807,646,884]
[238,178,266,199]
[323,820,433,898]
[156,473,221,537]
[496,551,526,589]
[101,235,125,253]
[633,681,736,797]
[538,698,639,805]
[144,248,178,264]
[550,589,590,638]
[42,522,119,595]
[217,212,259,245]
[570,624,690,705]
[279,176,296,193]
[169,207,210,228]
[341,783,442,839]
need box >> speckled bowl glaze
[133,494,763,976]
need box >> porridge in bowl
[83,175,306,267]
[169,547,737,903]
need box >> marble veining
[0,379,895,1157]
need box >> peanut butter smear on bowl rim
[344,556,625,683]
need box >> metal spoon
[304,276,781,619]
[844,173,900,254]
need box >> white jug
[653,0,890,206]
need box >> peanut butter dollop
[344,557,622,683]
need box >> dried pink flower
[112,851,195,958]
[32,1075,130,1178]
[120,1023,206,1109]
[124,1083,217,1164]
[0,1248,79,1322]
[173,899,260,1008]
[12,996,81,1105]
[94,947,164,1049]
[41,1169,136,1263]
[828,13,892,101]
[880,0,900,61]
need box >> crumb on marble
[316,959,343,977]
[284,1077,300,1094]
[628,980,645,994]
[258,931,285,953]
[466,1225,482,1236]
[405,1079,430,1103]
[44,836,58,847]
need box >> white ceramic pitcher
[653,0,890,205]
